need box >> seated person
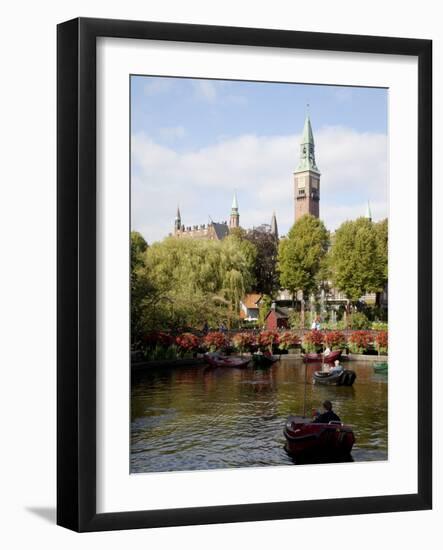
[313,400,341,423]
[324,346,331,357]
[329,359,344,374]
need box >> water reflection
[131,359,387,473]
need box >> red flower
[257,330,280,351]
[375,330,388,352]
[232,332,256,352]
[175,332,200,352]
[348,330,372,353]
[303,329,324,346]
[323,330,346,350]
[203,332,228,352]
[278,331,300,350]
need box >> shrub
[175,332,200,355]
[257,330,280,352]
[375,330,388,354]
[278,331,300,350]
[348,330,372,354]
[372,321,388,331]
[148,344,178,361]
[302,329,323,353]
[143,331,174,349]
[203,331,228,352]
[289,311,312,329]
[349,312,370,330]
[232,332,256,353]
[323,330,346,350]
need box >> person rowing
[329,359,344,374]
[312,400,341,423]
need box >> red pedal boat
[302,349,342,363]
[204,352,251,368]
[284,415,355,458]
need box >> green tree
[373,218,388,306]
[329,217,386,307]
[136,235,256,331]
[244,228,279,296]
[130,232,159,346]
[278,215,329,325]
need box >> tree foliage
[244,228,279,296]
[277,215,329,299]
[131,234,256,335]
[329,217,387,302]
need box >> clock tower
[294,113,320,221]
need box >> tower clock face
[311,179,318,189]
[297,179,305,189]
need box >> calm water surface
[131,358,387,473]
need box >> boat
[284,415,355,458]
[313,369,356,386]
[204,352,251,368]
[302,349,342,363]
[374,361,388,373]
[251,352,280,367]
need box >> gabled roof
[212,222,230,240]
[242,293,262,309]
[265,306,291,320]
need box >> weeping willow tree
[132,233,256,332]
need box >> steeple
[270,211,278,239]
[365,201,372,222]
[229,192,240,229]
[293,111,321,221]
[231,192,238,210]
[174,205,181,233]
[296,113,320,173]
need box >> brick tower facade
[294,114,320,221]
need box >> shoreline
[132,353,388,370]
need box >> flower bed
[175,332,201,356]
[323,330,346,350]
[347,330,373,354]
[203,331,228,352]
[136,328,388,362]
[278,331,300,351]
[257,330,280,353]
[232,332,257,353]
[302,329,323,353]
[375,330,388,354]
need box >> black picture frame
[57,17,432,532]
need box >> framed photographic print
[57,17,432,532]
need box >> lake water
[131,358,387,473]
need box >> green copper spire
[295,113,320,174]
[302,114,314,145]
[231,191,239,212]
[229,191,240,229]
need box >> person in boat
[329,359,344,374]
[202,320,209,335]
[324,346,331,357]
[313,400,341,424]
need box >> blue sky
[131,76,388,243]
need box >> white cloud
[132,126,387,243]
